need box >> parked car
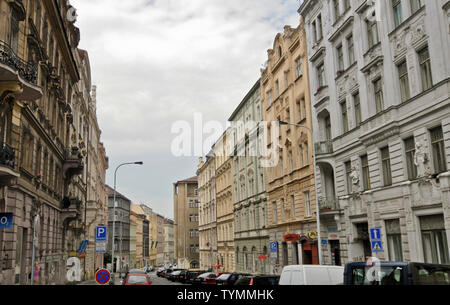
[215,273,252,286]
[344,261,450,285]
[193,272,219,285]
[121,268,146,283]
[234,275,280,286]
[168,270,183,281]
[123,273,152,285]
[279,265,344,285]
[177,270,189,283]
[186,270,208,284]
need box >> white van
[279,265,344,285]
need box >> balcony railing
[0,40,38,85]
[319,197,340,211]
[0,142,15,169]
[315,140,333,155]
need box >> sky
[71,0,302,219]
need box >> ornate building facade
[229,80,270,274]
[0,0,106,285]
[299,0,450,265]
[260,19,318,274]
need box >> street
[77,271,188,286]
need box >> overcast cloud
[71,0,301,219]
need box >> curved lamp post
[110,161,143,284]
[277,121,323,265]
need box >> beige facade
[129,219,137,269]
[197,154,216,270]
[163,218,175,265]
[0,0,106,284]
[213,132,234,272]
[130,205,146,268]
[173,177,199,269]
[261,19,318,273]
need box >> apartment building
[299,0,450,265]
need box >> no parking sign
[95,269,111,285]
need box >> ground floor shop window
[420,215,449,265]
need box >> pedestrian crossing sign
[371,240,383,253]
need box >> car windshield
[351,266,404,285]
[172,271,181,275]
[217,274,231,280]
[127,275,148,284]
[198,273,211,278]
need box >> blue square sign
[370,228,382,241]
[96,226,107,241]
[270,242,278,253]
[371,240,383,253]
[0,213,13,229]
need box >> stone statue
[350,166,360,186]
[414,140,431,178]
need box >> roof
[105,185,132,202]
[229,78,261,121]
[175,176,198,184]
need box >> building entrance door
[329,240,341,266]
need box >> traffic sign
[270,242,278,253]
[370,228,381,241]
[96,241,106,253]
[96,226,107,241]
[95,269,111,285]
[0,213,13,229]
[371,240,383,253]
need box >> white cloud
[71,0,300,218]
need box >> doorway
[329,240,341,266]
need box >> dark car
[177,270,189,283]
[123,273,152,285]
[186,270,208,284]
[192,272,218,285]
[344,261,450,285]
[234,275,280,286]
[168,270,183,281]
[215,273,252,286]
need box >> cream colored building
[197,153,216,270]
[213,131,234,272]
[129,219,137,269]
[173,177,199,269]
[261,19,318,273]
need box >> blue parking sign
[96,226,107,241]
[270,242,278,253]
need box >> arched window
[243,247,248,271]
[252,246,257,272]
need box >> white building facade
[299,0,450,265]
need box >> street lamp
[110,161,143,284]
[277,121,323,265]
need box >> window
[284,71,289,89]
[194,188,198,196]
[430,126,447,174]
[275,80,280,97]
[410,0,422,14]
[10,11,20,53]
[267,91,272,107]
[278,46,282,58]
[420,215,449,265]
[381,147,392,186]
[345,161,352,194]
[337,44,344,71]
[301,99,306,121]
[419,47,432,91]
[289,151,293,172]
[361,155,371,190]
[386,219,403,261]
[341,101,349,133]
[291,195,295,218]
[334,0,340,20]
[405,137,418,180]
[296,57,302,78]
[305,191,311,217]
[285,107,290,123]
[392,0,403,27]
[312,20,317,43]
[398,61,410,102]
[317,14,323,40]
[353,92,362,126]
[347,35,355,65]
[272,202,277,223]
[367,19,379,48]
[304,143,309,165]
[299,145,304,167]
[317,63,325,87]
[296,100,301,121]
[374,78,384,113]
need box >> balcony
[0,142,19,185]
[315,140,333,155]
[63,147,84,180]
[61,196,83,226]
[319,197,340,211]
[0,40,41,101]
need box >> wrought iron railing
[319,197,340,211]
[315,140,333,155]
[0,142,15,169]
[0,40,38,85]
